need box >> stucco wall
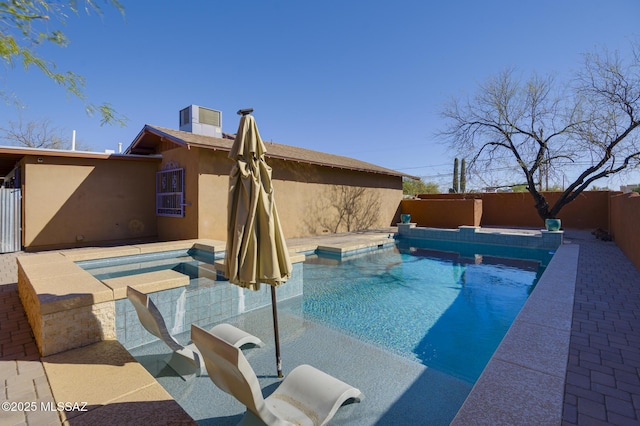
[196,148,233,241]
[158,147,403,241]
[401,199,482,228]
[156,147,203,242]
[22,156,159,250]
[18,146,403,249]
[269,158,403,238]
[418,191,615,229]
[610,192,640,271]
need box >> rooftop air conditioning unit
[179,105,222,138]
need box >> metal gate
[0,188,22,253]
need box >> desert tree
[440,41,640,221]
[0,116,91,150]
[0,0,126,125]
[403,178,439,196]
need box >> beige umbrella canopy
[225,109,292,377]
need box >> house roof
[0,146,160,178]
[126,125,416,179]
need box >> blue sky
[1,0,639,190]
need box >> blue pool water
[122,239,553,424]
[77,248,219,283]
[296,242,548,383]
[80,240,550,385]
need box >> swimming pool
[86,240,549,383]
[126,238,551,424]
[297,241,547,383]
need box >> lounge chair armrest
[210,323,264,348]
[267,364,363,424]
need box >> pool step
[102,269,190,299]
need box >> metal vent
[178,105,222,137]
[179,107,190,127]
[198,107,221,127]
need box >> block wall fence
[610,192,640,271]
[401,190,640,271]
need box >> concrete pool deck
[1,229,639,424]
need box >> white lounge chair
[126,286,263,379]
[191,323,364,426]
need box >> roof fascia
[129,126,415,179]
[0,145,161,162]
[124,125,187,154]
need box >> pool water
[82,243,548,384]
[296,244,545,383]
[124,240,552,424]
[77,248,219,283]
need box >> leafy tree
[0,0,126,125]
[441,41,640,221]
[403,178,439,196]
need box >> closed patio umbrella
[225,109,292,378]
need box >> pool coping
[452,241,578,424]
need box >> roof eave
[137,125,414,179]
[124,125,187,154]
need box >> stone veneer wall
[16,266,43,351]
[17,264,116,356]
[41,301,116,355]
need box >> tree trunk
[528,188,552,221]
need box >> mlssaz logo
[40,402,89,412]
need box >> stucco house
[0,105,411,251]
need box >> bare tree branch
[0,116,92,150]
[439,41,640,221]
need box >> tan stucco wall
[610,192,640,271]
[401,199,482,228]
[156,147,203,242]
[265,157,402,238]
[18,146,403,249]
[157,147,403,241]
[418,191,616,229]
[22,156,159,250]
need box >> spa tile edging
[397,223,563,250]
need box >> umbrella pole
[271,286,283,378]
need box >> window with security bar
[156,168,185,217]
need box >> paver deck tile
[562,230,640,425]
